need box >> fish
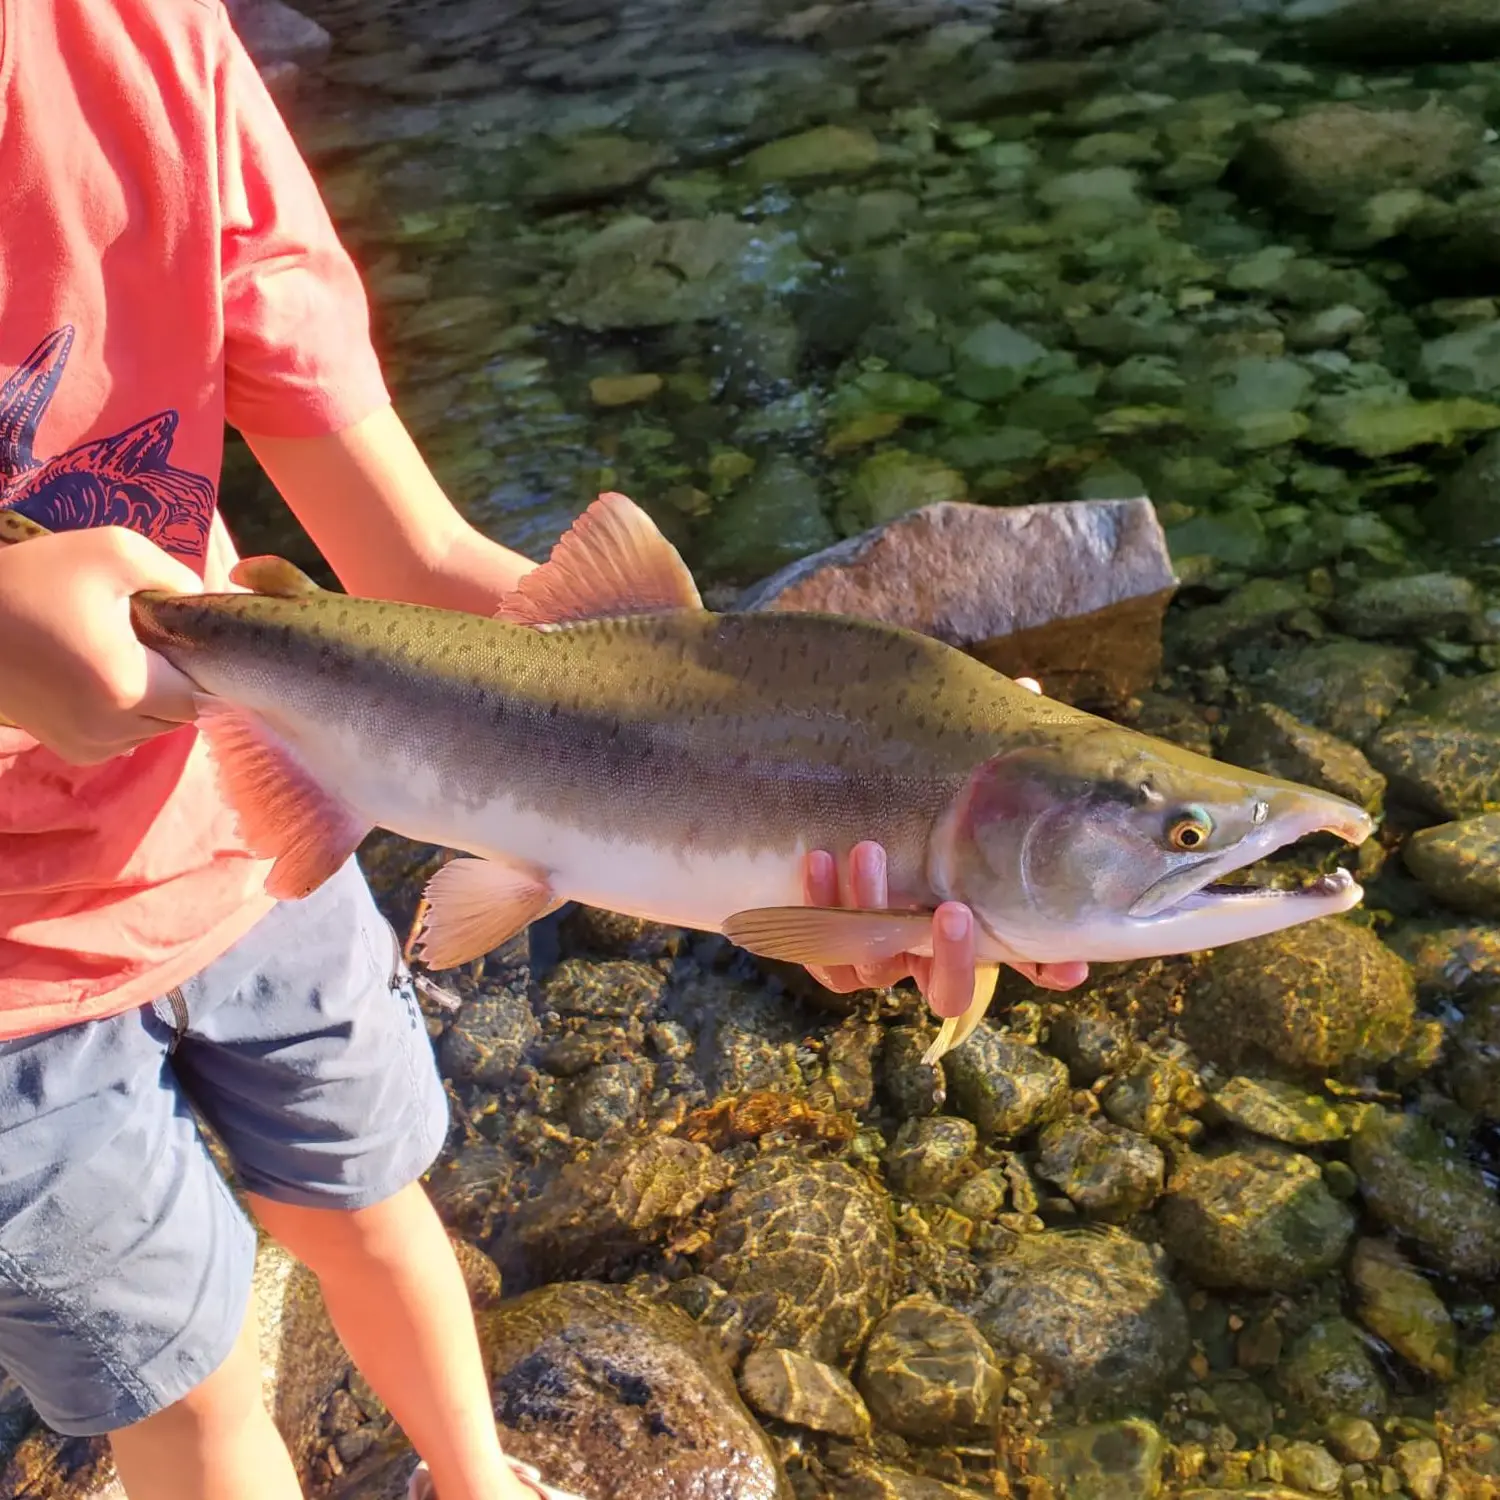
[0,495,1375,1063]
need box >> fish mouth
[1176,866,1362,912]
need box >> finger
[925,902,977,1018]
[850,843,907,988]
[802,850,861,992]
[1021,959,1090,991]
[140,651,203,724]
[1017,676,1042,695]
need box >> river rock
[943,1029,1071,1141]
[968,1228,1188,1403]
[522,137,672,206]
[1033,1116,1165,1222]
[437,976,539,1089]
[1221,702,1385,813]
[1180,919,1414,1076]
[856,1296,1003,1441]
[1277,1316,1389,1422]
[1284,0,1500,61]
[1257,640,1415,747]
[739,498,1177,707]
[493,1135,731,1289]
[835,451,967,535]
[704,1156,896,1366]
[1234,104,1480,217]
[738,1348,872,1439]
[1208,1076,1346,1145]
[1349,1238,1457,1381]
[1430,431,1500,547]
[483,1282,789,1500]
[1157,1143,1354,1291]
[1436,1328,1500,1497]
[743,125,882,183]
[700,456,837,581]
[1349,1106,1500,1278]
[1369,673,1500,818]
[1032,1418,1166,1500]
[1404,815,1500,918]
[1422,324,1500,399]
[1447,987,1500,1117]
[882,1116,979,1201]
[880,1026,946,1118]
[1332,573,1480,640]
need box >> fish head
[938,724,1375,963]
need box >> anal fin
[921,963,1000,1066]
[412,856,559,970]
[193,696,369,900]
[721,906,935,967]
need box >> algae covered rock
[1032,1418,1167,1500]
[968,1228,1188,1403]
[1349,1238,1457,1381]
[1157,1143,1354,1291]
[1277,1316,1389,1422]
[1258,640,1415,746]
[944,1028,1071,1140]
[700,456,837,581]
[1208,1076,1346,1146]
[1404,814,1500,918]
[1286,0,1500,62]
[738,1348,871,1440]
[1333,573,1480,640]
[1447,987,1500,1118]
[482,1281,790,1500]
[1369,673,1500,818]
[836,450,966,534]
[1221,702,1385,813]
[1180,919,1414,1076]
[1033,1116,1165,1222]
[1349,1106,1500,1278]
[742,125,882,184]
[882,1116,978,1201]
[704,1156,896,1365]
[856,1295,1003,1441]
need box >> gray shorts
[0,859,449,1436]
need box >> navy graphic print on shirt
[0,326,216,562]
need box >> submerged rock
[1157,1143,1354,1291]
[1447,987,1500,1118]
[740,498,1176,707]
[1208,1076,1347,1145]
[1033,1116,1166,1222]
[742,125,882,184]
[856,1296,1003,1441]
[1284,0,1500,61]
[738,1348,871,1439]
[704,1156,896,1366]
[882,1116,979,1201]
[1349,1238,1457,1381]
[943,1029,1071,1141]
[1332,573,1480,641]
[1277,1316,1389,1422]
[1257,640,1415,747]
[1032,1418,1166,1500]
[1431,431,1500,547]
[1350,1107,1500,1278]
[1181,919,1415,1076]
[700,456,837,582]
[1221,703,1385,813]
[1404,814,1500,918]
[1369,673,1500,817]
[483,1282,789,1500]
[968,1228,1188,1403]
[836,451,967,534]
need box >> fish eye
[1167,810,1212,851]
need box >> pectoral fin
[229,555,324,598]
[193,696,369,900]
[920,962,1001,1066]
[412,856,560,969]
[721,906,935,967]
[495,491,703,626]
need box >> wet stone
[880,1027,946,1118]
[738,1348,872,1440]
[1394,1437,1444,1500]
[1211,1378,1275,1443]
[1368,672,1500,819]
[943,1028,1070,1140]
[1349,1238,1457,1381]
[742,125,882,184]
[1180,919,1415,1076]
[1326,1414,1382,1463]
[1157,1143,1354,1291]
[1208,1076,1347,1146]
[1348,1106,1500,1279]
[437,981,539,1090]
[540,957,667,1024]
[882,1116,978,1201]
[1221,703,1386,814]
[1048,1009,1137,1084]
[1279,1440,1343,1494]
[1100,1052,1205,1144]
[1277,1316,1390,1422]
[564,1058,653,1140]
[704,1156,896,1366]
[951,1166,1011,1222]
[1404,814,1500,919]
[1032,1418,1166,1500]
[826,1020,881,1113]
[1333,573,1480,641]
[968,1228,1188,1404]
[556,907,682,962]
[1256,640,1415,747]
[1033,1116,1165,1222]
[855,1295,1003,1442]
[1446,987,1500,1118]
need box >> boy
[0,4,1083,1497]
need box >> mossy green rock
[882,1116,978,1201]
[1431,431,1500,547]
[969,1229,1188,1402]
[1369,673,1500,817]
[1181,919,1415,1076]
[1277,1316,1390,1422]
[699,456,837,581]
[1447,988,1500,1118]
[1032,1418,1166,1500]
[743,125,882,183]
[1310,391,1500,458]
[1208,1076,1347,1146]
[704,1156,896,1365]
[520,134,672,204]
[1258,640,1415,746]
[1157,1143,1354,1291]
[1169,579,1313,664]
[837,449,966,534]
[1290,0,1500,62]
[1034,1117,1165,1222]
[1222,702,1386,813]
[1349,1238,1457,1381]
[943,1028,1071,1140]
[1332,573,1480,640]
[1404,814,1500,918]
[1349,1107,1500,1278]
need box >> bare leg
[249,1182,533,1500]
[110,1300,303,1500]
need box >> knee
[248,1181,428,1278]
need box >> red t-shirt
[0,0,390,1035]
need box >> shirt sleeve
[215,6,390,438]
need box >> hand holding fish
[0,523,202,762]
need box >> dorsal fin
[230,555,323,598]
[495,491,702,627]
